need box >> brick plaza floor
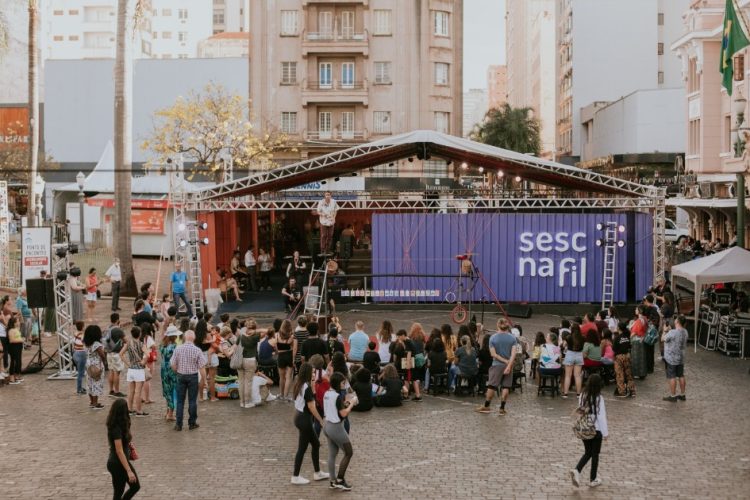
[2,305,749,500]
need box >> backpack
[644,324,659,346]
[572,398,597,440]
[314,375,330,414]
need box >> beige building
[487,65,507,109]
[248,0,464,162]
[670,0,750,247]
[198,32,250,58]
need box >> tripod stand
[23,308,58,373]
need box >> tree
[27,0,39,224]
[470,103,541,156]
[113,0,139,297]
[141,83,292,181]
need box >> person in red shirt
[630,306,648,338]
[580,313,599,341]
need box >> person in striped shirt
[170,330,206,431]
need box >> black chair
[537,370,561,397]
[454,373,477,397]
[511,370,526,393]
[429,373,448,395]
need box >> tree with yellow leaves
[142,82,292,181]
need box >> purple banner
[371,213,653,303]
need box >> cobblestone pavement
[2,274,749,498]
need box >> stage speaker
[26,278,55,309]
[505,303,532,319]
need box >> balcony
[301,79,369,106]
[302,30,369,56]
[304,129,369,142]
[302,0,368,6]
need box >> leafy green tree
[470,103,541,156]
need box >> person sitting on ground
[451,334,478,390]
[539,332,562,376]
[350,367,373,412]
[599,329,615,366]
[282,277,302,312]
[326,324,346,356]
[347,321,369,363]
[374,364,402,407]
[362,341,381,375]
[217,267,242,302]
[328,351,349,381]
[250,369,277,406]
[427,337,448,380]
[582,329,603,368]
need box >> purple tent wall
[372,213,652,303]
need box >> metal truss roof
[190,196,656,212]
[194,130,660,202]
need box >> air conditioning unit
[698,182,713,199]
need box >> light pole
[34,174,45,227]
[76,171,85,250]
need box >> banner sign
[87,197,169,209]
[131,209,165,234]
[21,226,52,282]
[372,213,653,303]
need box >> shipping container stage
[172,131,667,317]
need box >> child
[600,329,615,365]
[362,341,381,375]
[531,331,545,382]
[323,372,357,491]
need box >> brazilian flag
[721,0,750,95]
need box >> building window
[341,62,355,88]
[178,54,188,59]
[318,112,332,139]
[69,9,79,15]
[341,112,355,139]
[688,119,700,155]
[734,55,745,81]
[141,40,151,55]
[374,62,392,84]
[725,114,732,153]
[162,54,172,59]
[281,112,297,134]
[213,10,225,25]
[658,12,664,25]
[281,62,297,84]
[371,163,398,178]
[281,10,299,36]
[178,9,188,20]
[374,111,392,134]
[434,112,450,134]
[687,57,699,93]
[53,10,63,16]
[435,62,449,85]
[162,9,172,16]
[434,11,449,37]
[657,42,664,55]
[422,160,448,178]
[53,35,64,41]
[162,32,172,39]
[658,71,664,84]
[374,10,392,35]
[178,32,187,42]
[69,35,79,41]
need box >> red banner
[131,209,165,234]
[87,197,169,209]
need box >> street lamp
[76,171,85,250]
[34,174,45,226]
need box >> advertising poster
[131,209,165,234]
[21,226,52,282]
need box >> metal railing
[304,80,367,91]
[304,30,367,42]
[305,130,367,141]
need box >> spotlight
[596,223,603,231]
[178,223,187,232]
[321,180,327,184]
[335,177,340,181]
[179,239,188,248]
[68,243,78,254]
[595,239,603,247]
[460,162,468,170]
[56,271,68,281]
[478,166,484,173]
[497,171,504,178]
[618,224,626,233]
[389,162,395,167]
[446,160,452,166]
[351,172,358,176]
[408,157,414,163]
[55,246,68,258]
[514,176,522,182]
[617,240,625,248]
[201,237,210,245]
[199,222,208,230]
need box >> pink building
[487,65,507,109]
[671,0,749,247]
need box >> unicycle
[448,254,477,324]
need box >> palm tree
[470,103,541,156]
[27,0,39,224]
[114,0,137,296]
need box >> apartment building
[463,88,488,137]
[555,0,688,161]
[198,32,250,58]
[670,0,750,246]
[41,0,212,60]
[248,0,463,162]
[487,65,507,109]
[213,0,250,34]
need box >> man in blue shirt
[170,262,193,318]
[475,318,517,416]
[347,321,369,362]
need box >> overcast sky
[463,0,506,90]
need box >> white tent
[671,247,750,351]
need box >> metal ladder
[601,222,618,310]
[304,262,329,318]
[186,224,204,313]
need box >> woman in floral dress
[84,325,107,409]
[159,326,180,421]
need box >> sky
[463,0,506,90]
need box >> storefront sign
[286,177,365,192]
[131,209,165,234]
[21,227,51,282]
[0,107,29,151]
[87,197,170,209]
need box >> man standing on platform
[170,262,193,318]
[244,245,258,292]
[314,191,338,255]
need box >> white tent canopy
[671,247,750,351]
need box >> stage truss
[49,245,75,380]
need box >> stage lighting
[178,223,187,232]
[179,239,188,248]
[478,166,484,173]
[321,180,327,184]
[514,176,522,182]
[334,177,340,181]
[460,162,468,170]
[446,160,452,166]
[68,243,78,254]
[351,172,358,176]
[201,237,210,245]
[617,240,625,248]
[56,271,68,281]
[596,223,603,231]
[389,162,395,167]
[497,171,504,178]
[408,157,414,163]
[199,222,208,230]
[595,239,603,247]
[55,246,68,258]
[618,224,626,233]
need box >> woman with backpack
[570,374,608,489]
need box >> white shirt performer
[105,258,122,312]
[315,191,338,255]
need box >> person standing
[291,362,328,485]
[15,288,33,348]
[323,372,357,491]
[0,296,10,376]
[67,267,85,323]
[170,330,206,431]
[613,322,636,398]
[160,326,181,421]
[85,268,101,324]
[475,318,517,416]
[314,191,338,255]
[238,320,261,408]
[257,249,273,291]
[662,315,688,402]
[570,374,608,488]
[106,399,141,499]
[104,317,126,398]
[121,327,149,417]
[84,325,107,410]
[170,262,193,318]
[243,246,258,292]
[105,258,122,312]
[72,321,87,395]
[6,316,24,384]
